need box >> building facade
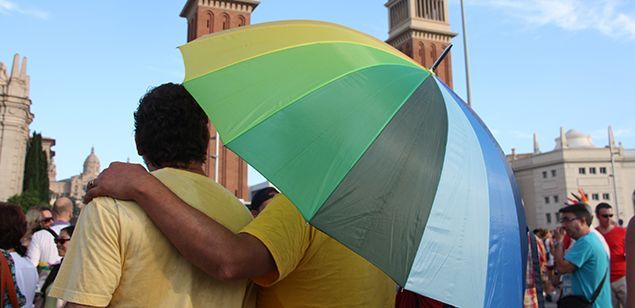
[180,0,260,201]
[50,147,100,206]
[0,54,34,201]
[385,0,456,87]
[509,127,635,230]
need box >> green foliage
[22,132,50,203]
[8,191,43,213]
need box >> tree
[8,191,42,212]
[22,132,49,204]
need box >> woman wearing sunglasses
[39,225,74,308]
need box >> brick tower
[385,0,456,88]
[180,0,260,201]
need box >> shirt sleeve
[48,197,123,307]
[26,233,41,267]
[564,236,591,269]
[240,194,311,287]
[27,231,61,267]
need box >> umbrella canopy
[180,20,527,307]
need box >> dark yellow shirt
[241,194,396,307]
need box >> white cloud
[471,0,635,40]
[0,0,49,19]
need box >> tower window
[222,14,230,30]
[551,169,556,177]
[542,171,547,178]
[207,11,214,33]
[600,167,607,174]
[579,167,586,174]
[592,193,599,200]
[553,195,559,203]
[544,196,550,204]
[238,15,246,27]
[546,213,552,224]
[389,0,409,28]
[603,193,610,200]
[589,167,596,174]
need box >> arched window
[238,15,246,27]
[207,11,214,33]
[222,14,230,30]
[418,42,426,66]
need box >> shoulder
[32,229,55,240]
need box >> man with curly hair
[49,83,254,307]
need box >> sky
[1,0,634,185]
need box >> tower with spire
[0,54,34,201]
[385,0,457,88]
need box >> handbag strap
[0,252,20,308]
[589,268,608,303]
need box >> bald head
[53,197,73,220]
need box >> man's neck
[574,227,591,240]
[597,224,614,233]
[152,162,206,176]
[53,218,70,225]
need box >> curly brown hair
[134,83,209,169]
[0,202,27,250]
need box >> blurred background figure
[0,202,39,308]
[595,202,627,308]
[50,198,73,235]
[39,225,74,308]
[248,187,279,217]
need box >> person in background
[39,226,75,308]
[0,202,39,308]
[624,195,635,307]
[26,207,60,268]
[248,187,279,217]
[551,204,610,308]
[595,202,626,307]
[50,198,73,235]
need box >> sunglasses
[55,238,71,245]
[40,217,54,223]
[601,214,614,218]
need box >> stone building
[50,147,100,205]
[509,127,635,230]
[0,54,34,201]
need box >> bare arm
[549,230,577,274]
[551,242,577,274]
[626,217,635,307]
[84,162,276,280]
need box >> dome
[83,147,100,175]
[554,129,595,149]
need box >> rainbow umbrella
[180,20,527,307]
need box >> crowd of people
[1,82,634,308]
[525,202,629,308]
[0,197,75,308]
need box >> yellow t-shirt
[241,195,396,307]
[50,168,255,307]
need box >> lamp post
[460,0,473,107]
[610,146,621,222]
